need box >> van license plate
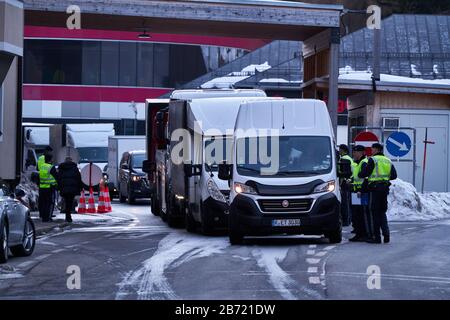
[272,219,301,227]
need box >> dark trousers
[62,194,76,215]
[351,204,368,238]
[39,188,53,222]
[340,188,352,226]
[369,190,390,240]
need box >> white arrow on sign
[388,137,409,151]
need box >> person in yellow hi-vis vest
[338,144,355,227]
[359,143,397,244]
[349,145,370,242]
[39,153,57,222]
[37,146,54,219]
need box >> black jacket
[56,161,83,196]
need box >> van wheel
[200,201,214,235]
[119,189,126,203]
[229,209,243,245]
[127,194,135,205]
[326,228,342,244]
[185,211,196,233]
[11,217,35,257]
[0,221,8,264]
[167,194,179,228]
[151,195,160,216]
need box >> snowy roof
[341,14,450,80]
[189,0,343,10]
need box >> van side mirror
[218,162,232,181]
[142,160,156,174]
[184,164,202,178]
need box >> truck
[50,123,115,171]
[107,135,146,196]
[22,123,51,180]
[218,99,342,245]
[145,90,272,231]
[143,89,267,222]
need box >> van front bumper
[202,197,229,228]
[230,193,340,236]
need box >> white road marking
[324,246,336,251]
[315,251,327,257]
[35,254,51,261]
[308,277,321,285]
[309,245,317,249]
[308,267,319,273]
[51,249,65,254]
[306,258,321,264]
[307,250,315,255]
[328,271,450,284]
[17,261,36,269]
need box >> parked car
[118,151,151,204]
[0,186,36,264]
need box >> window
[153,44,170,87]
[82,41,101,85]
[236,136,333,177]
[131,153,146,169]
[101,41,119,86]
[0,83,3,140]
[119,42,137,86]
[137,43,154,87]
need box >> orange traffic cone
[97,184,108,214]
[87,187,97,214]
[104,184,112,213]
[77,189,87,214]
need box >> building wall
[0,0,23,182]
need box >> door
[415,127,448,192]
[119,153,129,195]
[5,198,22,244]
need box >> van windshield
[131,153,146,169]
[236,136,332,177]
[204,137,233,171]
[77,147,108,163]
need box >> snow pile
[339,70,450,86]
[241,61,271,74]
[388,179,450,221]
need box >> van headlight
[234,182,257,195]
[132,175,141,182]
[313,181,336,194]
[207,179,227,203]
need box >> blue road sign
[386,131,412,157]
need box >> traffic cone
[104,184,113,213]
[97,184,108,214]
[87,187,97,214]
[77,189,87,214]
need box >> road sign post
[421,128,435,193]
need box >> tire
[326,228,342,244]
[119,188,126,203]
[185,210,196,233]
[228,209,243,245]
[200,201,214,235]
[0,220,8,264]
[166,192,181,228]
[11,217,36,257]
[150,195,160,216]
[127,192,136,205]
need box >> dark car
[0,186,36,264]
[118,151,151,204]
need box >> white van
[219,99,342,244]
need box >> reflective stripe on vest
[39,163,56,189]
[353,158,369,191]
[369,155,392,182]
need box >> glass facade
[24,39,209,88]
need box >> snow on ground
[388,179,450,221]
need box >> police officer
[37,146,53,218]
[349,145,369,242]
[338,144,355,227]
[359,143,397,244]
[39,153,57,222]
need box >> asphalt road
[1,201,450,300]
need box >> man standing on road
[338,144,355,227]
[39,153,58,222]
[37,146,53,218]
[359,143,397,244]
[349,145,370,242]
[53,157,82,223]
